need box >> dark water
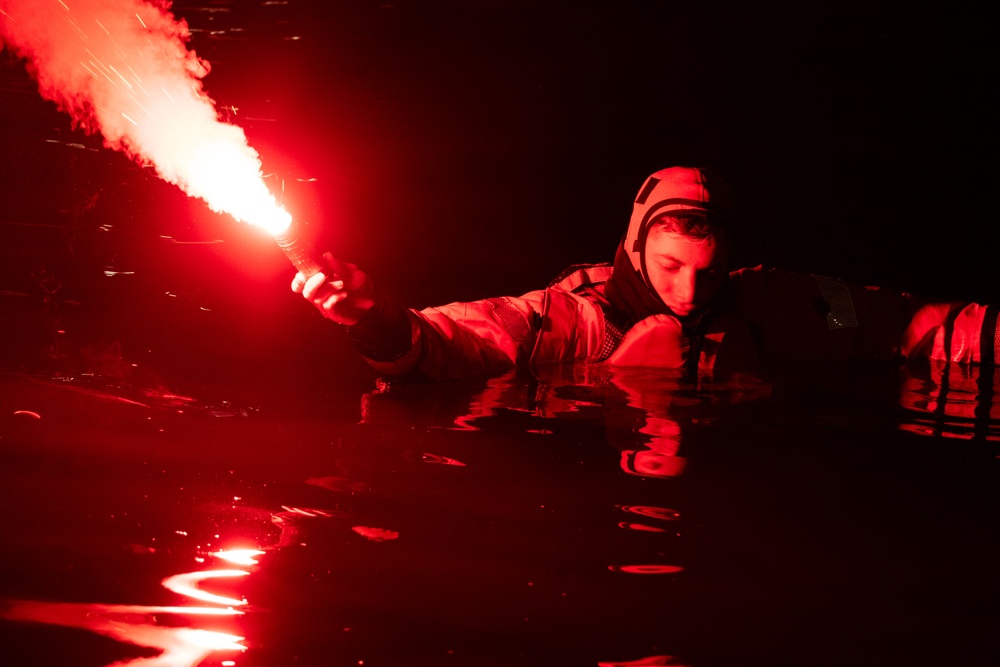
[1,362,999,666]
[2,1,998,666]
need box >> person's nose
[676,270,696,304]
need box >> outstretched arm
[291,253,599,380]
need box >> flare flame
[0,0,291,235]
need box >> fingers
[291,252,372,324]
[293,270,345,297]
[300,272,325,300]
[323,252,344,274]
[322,292,343,311]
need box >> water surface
[1,361,998,666]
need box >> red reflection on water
[161,570,250,607]
[306,475,368,493]
[608,565,685,574]
[421,452,467,466]
[352,526,400,541]
[0,547,263,666]
[212,549,265,566]
[270,506,344,548]
[618,505,681,521]
[0,600,245,666]
[598,655,690,666]
[620,450,687,478]
[898,362,1000,441]
[617,522,667,532]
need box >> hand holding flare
[291,252,377,326]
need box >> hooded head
[606,166,735,320]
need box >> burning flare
[0,0,291,235]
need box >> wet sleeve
[347,293,414,362]
[349,291,545,380]
[730,267,912,362]
[354,289,604,380]
[408,296,543,379]
[730,266,999,365]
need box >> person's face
[644,227,729,317]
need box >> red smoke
[0,0,290,233]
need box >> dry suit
[346,167,999,381]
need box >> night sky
[1,0,995,377]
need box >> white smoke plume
[0,0,289,232]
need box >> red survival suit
[346,167,998,380]
[348,263,998,380]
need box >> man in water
[292,166,998,380]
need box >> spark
[61,13,89,41]
[93,64,116,84]
[279,506,336,517]
[79,61,99,80]
[108,64,134,90]
[3,0,293,252]
[125,91,150,115]
[126,63,143,86]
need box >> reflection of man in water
[356,365,698,479]
[293,166,997,380]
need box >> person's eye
[659,264,680,273]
